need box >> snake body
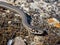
[0,1,43,45]
[0,1,43,33]
[0,1,43,34]
[0,1,32,31]
[0,1,33,45]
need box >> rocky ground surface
[0,7,28,45]
[0,0,60,45]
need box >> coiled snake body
[0,1,43,45]
[0,1,32,31]
[0,1,43,33]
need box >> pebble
[6,10,10,13]
[7,39,13,45]
[8,21,12,24]
[14,37,25,45]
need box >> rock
[8,21,11,24]
[14,37,25,45]
[7,39,13,45]
[34,36,44,45]
[30,2,39,10]
[6,10,10,13]
[47,18,60,28]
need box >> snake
[0,1,32,31]
[0,1,44,34]
[0,1,43,45]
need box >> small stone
[2,13,6,17]
[6,10,10,13]
[34,36,44,45]
[14,37,25,45]
[8,21,11,24]
[15,14,20,16]
[7,39,13,45]
[47,18,60,28]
